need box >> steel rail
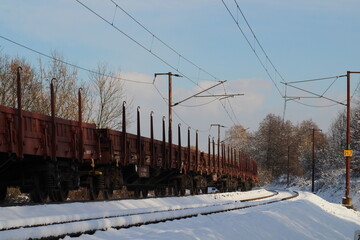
[0,191,278,232]
[0,191,299,239]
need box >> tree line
[0,50,131,129]
[1,50,358,185]
[224,96,360,185]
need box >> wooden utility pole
[211,124,225,172]
[342,71,360,208]
[287,145,290,188]
[312,128,321,193]
[154,72,182,168]
[312,129,315,193]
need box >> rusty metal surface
[0,71,258,202]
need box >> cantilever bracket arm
[172,80,226,106]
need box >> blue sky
[1,0,359,148]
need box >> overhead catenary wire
[178,98,219,108]
[233,0,286,84]
[152,83,209,132]
[284,83,346,106]
[221,0,284,98]
[221,82,241,125]
[291,78,360,108]
[1,32,238,133]
[285,75,346,84]
[109,0,219,81]
[75,0,215,89]
[0,35,153,85]
[75,0,241,127]
[320,76,340,97]
[292,100,340,108]
[1,32,215,135]
[283,75,360,108]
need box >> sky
[1,0,360,150]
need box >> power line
[1,32,220,133]
[233,0,286,84]
[320,76,340,96]
[219,99,237,126]
[152,82,209,132]
[0,32,215,132]
[221,0,284,97]
[0,35,152,85]
[75,0,241,127]
[75,0,217,89]
[287,79,360,108]
[109,0,219,81]
[292,100,339,108]
[221,82,241,125]
[0,33,235,133]
[178,98,219,107]
[284,83,346,106]
[285,75,346,84]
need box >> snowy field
[0,189,358,240]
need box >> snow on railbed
[0,189,271,230]
[66,191,360,240]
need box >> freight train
[0,68,258,203]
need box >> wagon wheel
[88,176,99,200]
[154,187,165,197]
[154,188,160,197]
[141,189,148,198]
[189,183,195,195]
[179,181,186,196]
[103,176,113,200]
[56,185,69,202]
[0,185,7,201]
[172,181,180,196]
[179,187,186,196]
[168,185,175,196]
[49,182,69,202]
[49,190,57,202]
[134,189,141,198]
[30,175,48,203]
[103,189,113,200]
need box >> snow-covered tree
[223,125,251,152]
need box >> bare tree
[0,52,45,112]
[250,114,304,179]
[223,125,251,152]
[39,51,80,120]
[88,63,131,130]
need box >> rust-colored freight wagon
[0,68,258,203]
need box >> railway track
[0,190,298,240]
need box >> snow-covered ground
[268,173,360,210]
[0,188,358,240]
[63,191,359,240]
